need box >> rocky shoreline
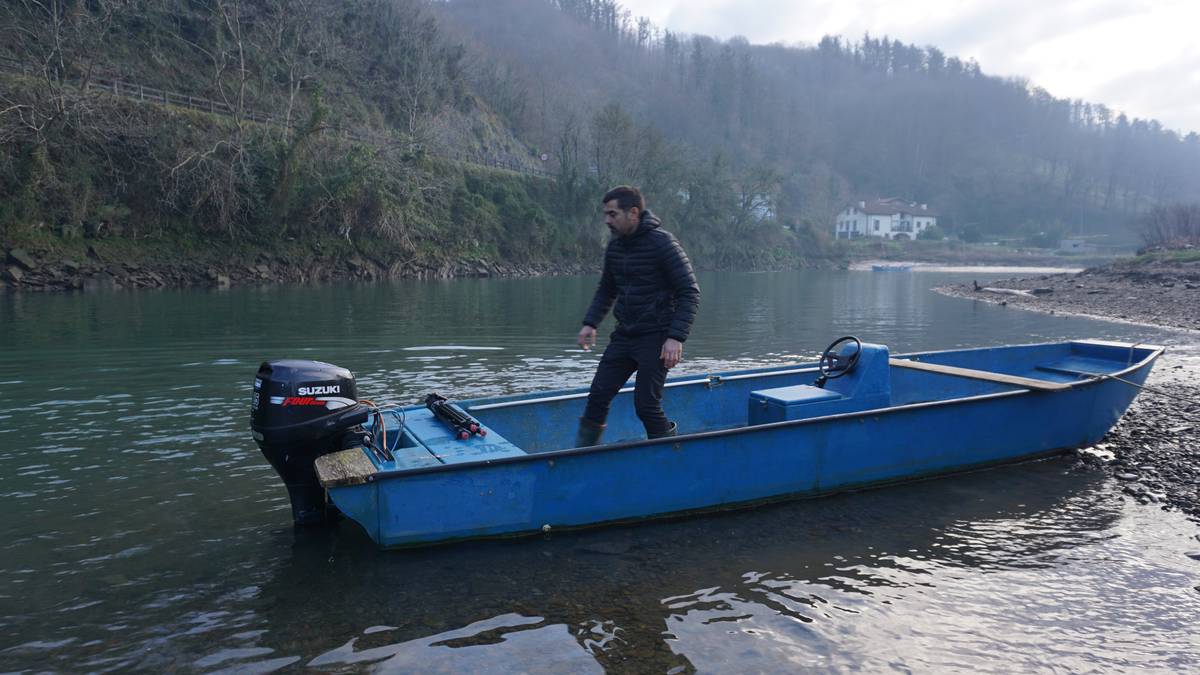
[1079,361,1200,520]
[1,244,595,293]
[1,242,845,293]
[936,259,1200,522]
[934,258,1200,331]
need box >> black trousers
[582,331,671,435]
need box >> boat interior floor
[360,341,1147,472]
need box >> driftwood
[972,280,1053,297]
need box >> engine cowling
[251,359,370,525]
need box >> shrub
[917,224,944,241]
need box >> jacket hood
[622,209,661,239]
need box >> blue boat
[253,339,1160,548]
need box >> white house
[835,198,938,240]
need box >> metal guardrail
[0,55,554,179]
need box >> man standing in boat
[575,186,700,446]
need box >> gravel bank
[1077,355,1200,521]
[936,259,1200,522]
[935,259,1200,331]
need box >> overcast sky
[621,0,1200,135]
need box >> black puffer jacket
[583,210,700,341]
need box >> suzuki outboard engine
[250,360,371,525]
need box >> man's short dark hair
[602,186,644,212]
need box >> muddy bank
[935,258,1200,522]
[935,259,1200,331]
[1,243,594,293]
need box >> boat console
[749,342,892,423]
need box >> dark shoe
[647,421,677,440]
[574,417,606,447]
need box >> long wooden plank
[888,358,1072,391]
[315,448,378,487]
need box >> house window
[874,219,880,231]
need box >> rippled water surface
[2,269,1198,672]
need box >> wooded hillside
[0,0,572,273]
[439,0,1200,243]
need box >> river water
[1,269,1198,673]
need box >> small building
[835,198,938,240]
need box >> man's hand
[660,338,683,369]
[578,325,597,351]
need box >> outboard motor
[250,360,371,525]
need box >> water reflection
[213,459,1200,673]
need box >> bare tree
[163,0,259,239]
[731,166,780,235]
[1138,203,1200,248]
[590,102,637,185]
[0,0,128,141]
[260,0,328,141]
[0,0,145,237]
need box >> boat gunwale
[467,365,821,411]
[465,339,1159,412]
[353,342,1163,484]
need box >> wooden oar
[889,358,1072,391]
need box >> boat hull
[326,342,1157,547]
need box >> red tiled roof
[850,198,938,217]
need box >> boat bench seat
[402,408,527,466]
[1034,355,1123,381]
[752,384,843,405]
[749,384,844,424]
[360,408,527,471]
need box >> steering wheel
[818,336,863,382]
